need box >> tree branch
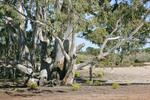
[6,64,33,75]
[77,11,150,69]
[102,11,150,57]
[107,36,120,40]
[100,15,124,54]
[8,3,55,30]
[8,3,71,62]
[76,43,85,51]
[52,33,71,62]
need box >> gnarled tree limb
[76,43,85,51]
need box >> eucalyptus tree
[0,0,149,86]
[82,0,150,62]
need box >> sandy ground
[1,63,150,100]
[81,62,150,84]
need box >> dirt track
[1,64,150,100]
[1,85,150,100]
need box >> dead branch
[76,43,85,51]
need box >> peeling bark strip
[6,64,33,75]
[76,43,85,51]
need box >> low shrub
[76,58,80,64]
[132,63,145,67]
[93,81,100,86]
[75,71,80,77]
[72,84,79,91]
[93,72,96,76]
[127,83,132,86]
[29,83,36,90]
[112,83,119,89]
[86,80,92,85]
[13,88,18,92]
[3,84,10,88]
[98,73,103,77]
[14,83,19,87]
[99,82,102,86]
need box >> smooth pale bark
[76,43,85,51]
[37,4,52,86]
[6,64,33,75]
[5,1,149,86]
[62,33,77,85]
[5,1,32,85]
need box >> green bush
[92,81,103,86]
[75,71,80,77]
[134,52,150,63]
[98,73,103,77]
[72,84,79,91]
[134,59,144,63]
[76,54,92,62]
[14,83,19,87]
[13,88,18,92]
[93,72,96,76]
[76,58,80,64]
[127,83,132,86]
[29,83,36,90]
[3,84,10,88]
[93,81,100,86]
[112,83,119,89]
[99,82,102,86]
[86,80,92,85]
[132,63,145,67]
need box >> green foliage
[84,27,108,45]
[13,88,24,92]
[85,47,99,56]
[75,71,80,77]
[72,84,79,91]
[13,88,18,92]
[99,82,103,86]
[93,72,96,76]
[132,63,145,67]
[29,83,36,90]
[144,48,150,53]
[76,54,92,62]
[0,8,5,17]
[86,80,92,85]
[98,73,103,77]
[112,83,119,89]
[0,0,149,86]
[93,81,102,86]
[134,52,150,63]
[93,81,100,86]
[95,53,121,67]
[81,0,149,57]
[76,58,80,64]
[0,5,22,23]
[14,83,19,87]
[127,83,132,86]
[2,84,10,88]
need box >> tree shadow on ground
[75,77,150,86]
[75,77,107,84]
[5,91,36,97]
